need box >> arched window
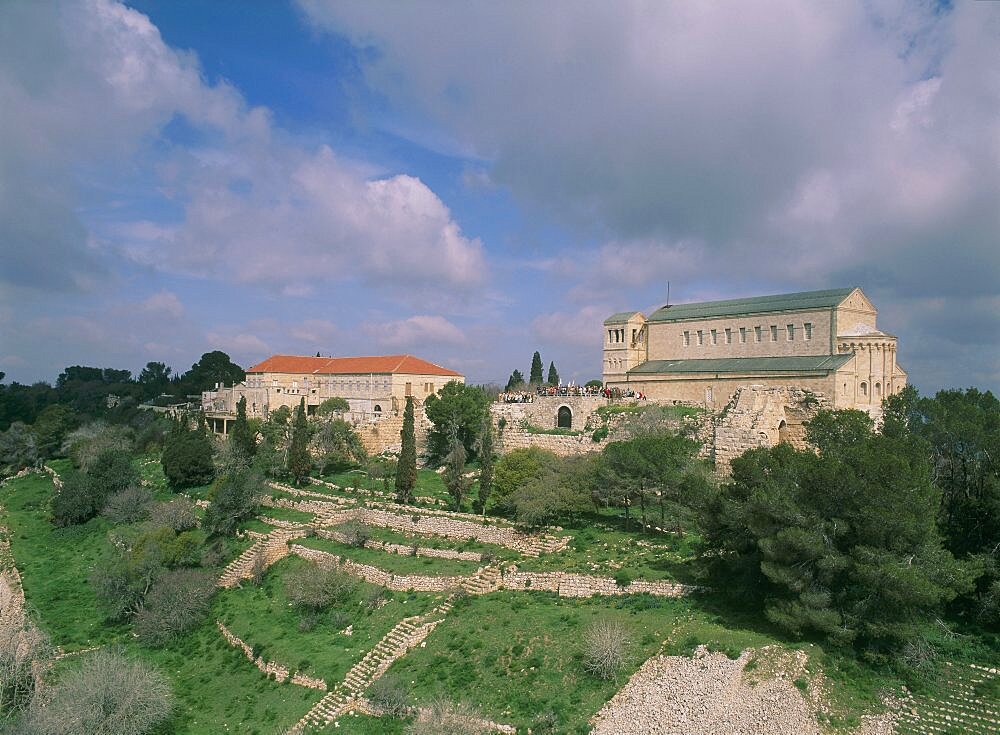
[860,382,868,397]
[778,420,789,444]
[373,404,382,416]
[875,382,882,399]
[557,406,572,429]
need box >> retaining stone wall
[290,545,467,592]
[216,620,327,690]
[315,529,483,562]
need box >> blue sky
[0,0,997,393]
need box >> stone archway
[557,405,573,429]
[778,420,789,444]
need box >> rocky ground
[590,646,897,735]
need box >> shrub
[582,620,633,680]
[161,423,214,488]
[284,562,355,614]
[368,674,409,717]
[133,569,215,646]
[50,471,99,527]
[0,619,50,730]
[340,521,370,548]
[63,422,133,471]
[406,697,489,735]
[23,648,173,735]
[203,469,264,536]
[149,497,199,532]
[103,486,153,525]
[613,570,632,588]
[591,426,609,443]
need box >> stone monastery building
[603,287,905,412]
[202,354,463,433]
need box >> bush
[591,426,609,442]
[63,422,133,471]
[23,648,173,735]
[406,698,489,735]
[103,486,153,525]
[368,674,409,716]
[582,620,633,680]
[340,521,370,548]
[285,562,355,614]
[133,569,215,646]
[161,423,214,488]
[0,619,50,730]
[50,471,99,527]
[203,469,264,536]
[149,497,199,531]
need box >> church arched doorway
[557,406,573,429]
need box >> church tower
[602,312,648,385]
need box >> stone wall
[216,620,327,690]
[290,545,468,592]
[491,395,608,432]
[315,528,484,562]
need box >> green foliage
[51,449,138,527]
[505,369,526,391]
[229,395,256,462]
[0,422,38,476]
[529,351,544,385]
[314,417,366,474]
[396,396,417,504]
[286,398,311,485]
[547,361,560,386]
[585,380,603,388]
[474,419,495,514]
[203,468,264,536]
[31,403,79,458]
[442,437,471,511]
[591,426,609,442]
[506,454,596,526]
[161,419,214,488]
[493,447,557,503]
[700,411,978,654]
[177,350,244,394]
[316,396,350,416]
[423,381,490,460]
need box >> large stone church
[603,287,905,413]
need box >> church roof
[628,354,854,375]
[647,287,857,322]
[246,354,463,377]
[603,311,644,325]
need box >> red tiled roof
[246,354,463,378]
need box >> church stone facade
[603,287,905,414]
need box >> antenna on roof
[665,281,671,309]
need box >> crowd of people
[497,384,647,403]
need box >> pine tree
[230,395,256,462]
[474,418,495,514]
[529,351,544,385]
[547,361,559,386]
[395,396,417,504]
[287,398,311,485]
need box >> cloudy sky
[1,0,997,392]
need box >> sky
[0,0,997,393]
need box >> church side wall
[618,373,839,410]
[646,307,835,362]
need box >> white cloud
[366,315,466,350]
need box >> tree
[0,616,50,731]
[137,361,172,398]
[699,411,977,654]
[203,469,264,536]
[287,398,312,485]
[585,380,603,389]
[529,351,544,385]
[423,381,489,460]
[229,395,256,462]
[178,350,244,394]
[314,418,366,474]
[507,453,595,526]
[51,449,138,527]
[505,369,526,391]
[547,361,559,386]
[474,418,495,514]
[161,418,214,488]
[285,561,356,629]
[493,447,556,505]
[133,569,215,646]
[0,422,37,477]
[316,397,350,416]
[31,404,79,458]
[22,649,173,735]
[442,435,471,511]
[395,396,417,504]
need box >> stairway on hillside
[217,528,303,588]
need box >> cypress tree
[287,398,311,485]
[529,351,544,385]
[395,396,417,504]
[442,433,471,511]
[230,395,256,461]
[547,361,559,386]
[505,369,525,391]
[475,418,495,514]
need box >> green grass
[319,713,409,733]
[260,505,316,524]
[216,555,442,686]
[387,591,688,733]
[294,536,482,577]
[352,525,521,562]
[319,468,470,510]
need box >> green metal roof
[647,288,856,322]
[628,354,854,375]
[603,311,643,325]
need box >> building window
[631,329,637,343]
[860,381,868,397]
[711,329,718,345]
[405,382,412,396]
[770,325,778,341]
[740,327,747,344]
[754,326,762,342]
[787,324,795,340]
[697,330,704,346]
[725,328,732,344]
[804,322,813,340]
[683,331,690,347]
[373,404,382,415]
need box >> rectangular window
[683,331,690,347]
[725,328,732,344]
[804,322,813,340]
[787,324,795,340]
[405,382,412,396]
[754,326,762,342]
[697,330,704,346]
[631,329,637,343]
[740,327,747,344]
[711,329,718,345]
[770,325,778,341]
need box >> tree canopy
[423,381,490,460]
